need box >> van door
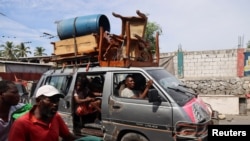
[106,72,174,141]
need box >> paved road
[219,111,250,125]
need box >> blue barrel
[57,14,110,40]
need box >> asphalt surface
[219,110,250,125]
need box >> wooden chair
[99,10,159,67]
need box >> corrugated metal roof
[0,60,53,66]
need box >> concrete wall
[160,49,246,95]
[161,49,239,78]
[160,52,178,75]
[199,95,239,115]
[160,48,249,114]
[183,49,238,78]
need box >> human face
[125,77,135,89]
[75,81,81,91]
[38,95,60,119]
[1,83,20,106]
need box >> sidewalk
[218,110,250,125]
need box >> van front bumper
[211,110,219,125]
[174,120,213,141]
[176,136,207,141]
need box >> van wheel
[121,133,148,141]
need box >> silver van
[31,66,218,141]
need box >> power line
[0,12,6,16]
[0,12,58,40]
[0,34,58,39]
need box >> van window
[113,73,150,99]
[147,69,195,106]
[76,73,105,93]
[44,75,72,95]
[113,73,126,96]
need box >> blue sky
[0,0,250,56]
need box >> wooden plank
[54,34,98,56]
[100,60,158,67]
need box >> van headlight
[192,103,210,123]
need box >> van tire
[121,133,148,141]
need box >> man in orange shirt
[8,85,75,141]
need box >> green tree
[145,21,162,53]
[34,46,47,56]
[0,49,3,57]
[247,40,250,48]
[0,41,17,60]
[16,42,32,58]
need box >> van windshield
[147,69,195,106]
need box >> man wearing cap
[8,85,76,141]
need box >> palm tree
[16,42,32,58]
[0,41,17,60]
[34,46,47,56]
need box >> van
[31,10,218,141]
[31,65,218,141]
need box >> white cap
[36,85,64,98]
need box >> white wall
[161,49,238,78]
[200,95,239,115]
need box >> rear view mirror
[148,89,161,102]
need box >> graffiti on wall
[244,52,250,76]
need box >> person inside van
[74,76,101,119]
[89,76,103,98]
[121,75,153,99]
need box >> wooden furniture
[52,10,159,68]
[98,10,159,67]
[54,34,99,55]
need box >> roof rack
[51,53,99,68]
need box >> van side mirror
[148,89,161,102]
